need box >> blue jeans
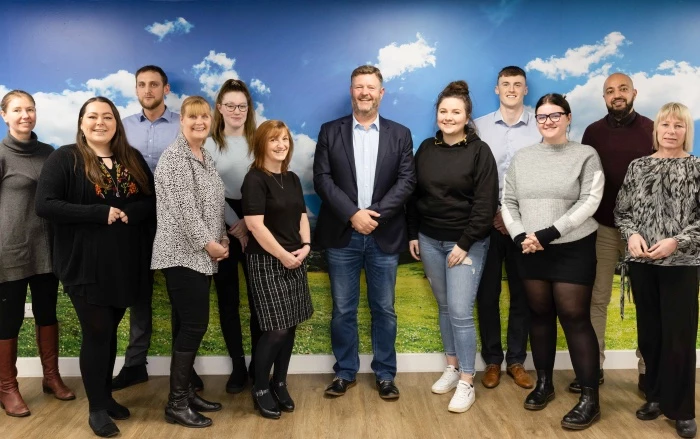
[326,232,399,381]
[419,233,489,375]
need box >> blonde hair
[180,95,211,118]
[653,102,694,152]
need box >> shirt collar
[493,108,532,127]
[605,110,638,128]
[352,114,380,131]
[138,106,177,123]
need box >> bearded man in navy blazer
[313,65,416,400]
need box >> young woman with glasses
[501,93,605,430]
[203,79,261,394]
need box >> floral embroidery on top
[94,159,140,199]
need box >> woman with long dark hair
[204,79,261,392]
[501,93,604,430]
[0,90,75,418]
[36,96,155,437]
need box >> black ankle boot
[252,387,281,419]
[164,351,212,428]
[226,357,248,394]
[89,410,120,437]
[524,370,555,411]
[561,386,601,430]
[676,419,697,438]
[270,381,295,412]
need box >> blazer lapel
[373,117,390,191]
[340,117,357,184]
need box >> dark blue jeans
[326,232,399,381]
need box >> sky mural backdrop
[2,0,699,220]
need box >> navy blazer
[313,114,416,254]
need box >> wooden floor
[0,370,693,438]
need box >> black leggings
[524,279,599,388]
[0,273,59,339]
[254,326,297,390]
[164,267,210,353]
[69,293,126,411]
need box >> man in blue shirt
[474,66,541,390]
[313,65,416,400]
[113,65,180,390]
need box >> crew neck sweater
[501,141,604,244]
[0,132,55,282]
[204,135,252,225]
[407,130,499,251]
[581,111,653,227]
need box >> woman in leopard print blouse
[614,102,699,438]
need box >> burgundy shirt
[581,111,653,228]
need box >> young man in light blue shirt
[474,66,541,390]
[113,65,181,390]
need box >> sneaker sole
[561,411,600,430]
[431,382,458,394]
[524,393,555,411]
[448,400,475,413]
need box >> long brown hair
[250,120,294,175]
[75,96,151,195]
[211,79,256,153]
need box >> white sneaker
[448,380,475,413]
[431,365,460,394]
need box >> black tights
[69,293,125,411]
[253,326,297,390]
[524,280,599,388]
[0,273,59,339]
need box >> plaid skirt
[246,253,314,331]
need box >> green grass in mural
[17,262,669,357]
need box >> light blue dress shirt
[352,115,380,209]
[122,107,180,172]
[474,109,541,198]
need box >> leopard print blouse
[151,133,226,275]
[614,155,700,266]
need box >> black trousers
[476,228,530,365]
[164,267,210,354]
[212,233,261,359]
[628,262,698,420]
[68,292,126,411]
[0,273,59,339]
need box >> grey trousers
[123,272,154,367]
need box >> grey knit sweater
[0,133,54,282]
[501,141,604,244]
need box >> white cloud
[145,17,194,41]
[193,51,239,100]
[526,32,627,80]
[250,78,271,95]
[376,33,437,82]
[566,60,700,141]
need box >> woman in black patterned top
[614,102,699,439]
[36,97,155,437]
[243,120,313,419]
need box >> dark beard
[606,99,634,120]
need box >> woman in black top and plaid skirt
[242,120,313,420]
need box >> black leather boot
[561,386,601,430]
[252,387,281,419]
[270,381,295,412]
[676,419,697,438]
[188,385,222,413]
[164,351,212,428]
[524,370,555,411]
[226,356,247,394]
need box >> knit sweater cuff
[513,233,527,248]
[535,226,561,246]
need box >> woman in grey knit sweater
[614,102,699,439]
[501,93,604,430]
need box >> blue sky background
[2,0,699,217]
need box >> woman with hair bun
[407,80,499,413]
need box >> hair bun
[445,80,469,95]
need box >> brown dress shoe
[507,363,535,389]
[481,364,501,388]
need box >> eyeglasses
[535,112,567,124]
[221,103,248,113]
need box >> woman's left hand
[291,245,311,263]
[647,238,678,260]
[228,219,248,239]
[447,244,468,268]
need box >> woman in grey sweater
[0,90,74,418]
[615,102,699,439]
[502,93,604,430]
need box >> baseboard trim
[15,349,683,377]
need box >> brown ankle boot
[36,324,75,401]
[0,338,30,417]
